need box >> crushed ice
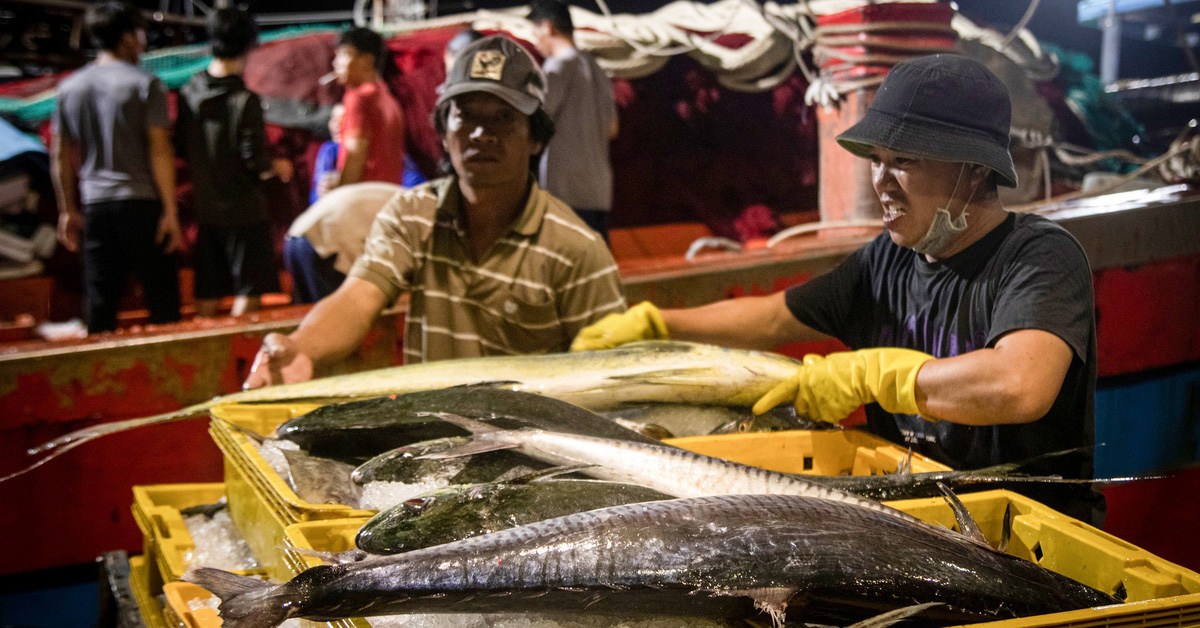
[182,510,259,571]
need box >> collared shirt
[338,79,406,185]
[350,176,626,363]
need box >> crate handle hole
[802,456,814,471]
[1031,542,1043,562]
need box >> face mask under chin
[910,164,973,257]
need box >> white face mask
[911,163,977,257]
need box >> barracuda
[185,494,1117,628]
[10,342,800,482]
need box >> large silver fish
[185,494,1117,628]
[10,342,800,481]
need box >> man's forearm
[337,138,369,187]
[288,277,388,368]
[663,293,828,350]
[148,128,178,214]
[50,136,79,215]
[914,329,1073,425]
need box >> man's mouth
[882,205,906,222]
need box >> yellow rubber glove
[570,301,668,352]
[752,348,935,424]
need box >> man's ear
[969,164,990,187]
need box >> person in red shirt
[323,27,406,193]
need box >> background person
[51,0,182,333]
[177,7,292,318]
[245,35,626,388]
[528,0,618,240]
[321,27,407,195]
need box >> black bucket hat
[837,54,1018,187]
[437,35,546,115]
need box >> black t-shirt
[785,213,1096,486]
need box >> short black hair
[446,30,484,56]
[208,8,258,59]
[527,0,573,38]
[85,1,145,52]
[338,27,385,69]
[431,100,555,175]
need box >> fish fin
[612,418,675,440]
[844,602,943,628]
[416,412,504,434]
[217,419,266,444]
[507,465,598,484]
[896,448,914,475]
[183,567,290,628]
[413,414,521,460]
[997,503,1012,554]
[1,402,213,484]
[716,587,796,628]
[286,546,371,565]
[936,482,989,547]
[604,367,720,386]
[179,497,227,518]
[445,381,522,390]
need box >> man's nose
[872,164,897,191]
[470,125,496,142]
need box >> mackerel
[11,341,799,481]
[419,413,928,527]
[185,494,1117,628]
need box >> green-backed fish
[357,472,672,554]
[11,342,799,481]
[351,436,550,486]
[275,386,661,459]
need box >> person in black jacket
[177,7,292,317]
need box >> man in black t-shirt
[572,55,1098,519]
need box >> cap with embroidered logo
[437,35,546,115]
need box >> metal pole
[1100,0,1121,84]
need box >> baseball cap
[836,54,1018,187]
[436,35,546,115]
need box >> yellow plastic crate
[162,581,221,628]
[276,490,1200,628]
[129,555,170,628]
[664,429,950,475]
[131,483,266,594]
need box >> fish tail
[0,402,213,484]
[184,567,292,628]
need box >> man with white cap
[245,35,625,387]
[571,54,1098,518]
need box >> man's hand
[243,333,315,389]
[752,348,934,423]
[57,211,83,252]
[271,158,294,183]
[570,301,668,352]
[156,212,183,254]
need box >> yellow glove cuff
[633,301,669,339]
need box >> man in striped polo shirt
[244,35,625,387]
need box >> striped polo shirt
[349,176,627,364]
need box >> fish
[601,403,830,438]
[351,436,550,486]
[356,471,673,554]
[10,342,799,482]
[275,386,662,459]
[417,413,929,527]
[281,449,363,507]
[184,494,1117,628]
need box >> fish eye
[404,497,427,510]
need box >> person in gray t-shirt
[51,0,181,333]
[529,0,618,240]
